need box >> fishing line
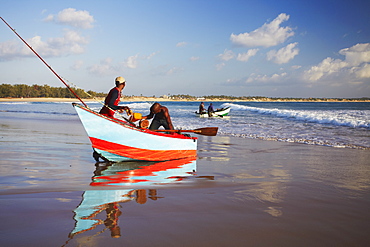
[1,17,133,122]
[1,17,88,107]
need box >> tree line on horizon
[0,83,369,101]
[0,83,104,99]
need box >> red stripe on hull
[90,137,196,161]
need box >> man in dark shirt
[99,76,130,118]
[207,103,214,117]
[143,103,174,130]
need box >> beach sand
[1,97,369,103]
[1,113,370,247]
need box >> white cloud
[230,13,294,48]
[166,67,183,75]
[236,48,259,62]
[44,8,95,29]
[47,29,88,54]
[88,52,156,76]
[0,29,88,59]
[218,49,234,61]
[190,56,200,61]
[71,60,84,70]
[303,43,370,82]
[216,63,226,71]
[120,53,158,68]
[145,52,158,60]
[339,43,370,66]
[304,57,348,81]
[176,42,187,47]
[291,65,302,70]
[246,72,288,83]
[123,54,139,69]
[355,63,370,78]
[267,42,299,64]
[88,58,119,76]
[0,40,21,60]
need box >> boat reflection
[91,157,197,186]
[68,157,201,240]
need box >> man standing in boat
[99,76,130,118]
[143,103,174,130]
[207,103,214,117]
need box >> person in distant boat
[99,76,130,118]
[199,102,206,114]
[143,102,174,130]
[207,103,214,117]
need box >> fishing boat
[73,103,202,162]
[195,106,231,118]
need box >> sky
[1,0,370,98]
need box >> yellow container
[129,112,142,122]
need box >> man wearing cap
[99,76,130,118]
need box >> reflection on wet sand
[65,157,214,243]
[69,189,158,239]
[201,136,292,218]
[199,136,231,161]
[304,150,370,196]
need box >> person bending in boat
[143,103,174,130]
[99,76,131,118]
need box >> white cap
[115,76,126,84]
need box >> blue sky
[1,0,369,98]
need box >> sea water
[1,100,369,149]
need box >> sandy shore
[1,97,369,102]
[0,97,172,102]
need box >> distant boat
[195,106,231,118]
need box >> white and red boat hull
[73,104,197,162]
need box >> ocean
[2,100,369,149]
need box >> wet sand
[1,114,370,246]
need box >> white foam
[0,102,31,105]
[223,103,370,128]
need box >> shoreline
[1,97,369,103]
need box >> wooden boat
[73,103,198,162]
[195,106,231,118]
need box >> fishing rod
[0,17,87,107]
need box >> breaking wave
[223,103,370,129]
